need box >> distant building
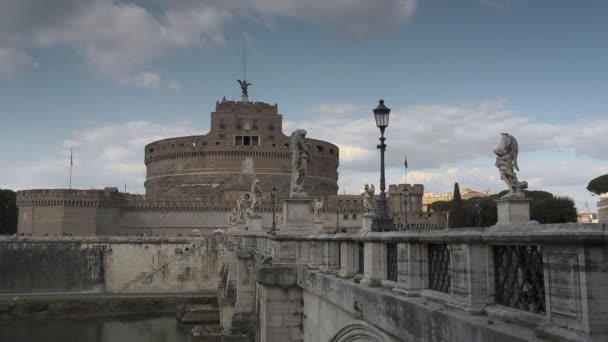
[422,188,492,211]
[598,194,608,223]
[577,212,599,223]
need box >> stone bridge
[218,199,608,342]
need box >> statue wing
[237,79,243,86]
[511,135,520,171]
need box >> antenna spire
[237,39,252,103]
[243,40,247,80]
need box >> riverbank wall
[0,236,223,294]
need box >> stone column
[226,249,257,336]
[257,266,303,342]
[307,241,323,270]
[319,241,339,274]
[539,245,608,340]
[337,241,357,279]
[393,242,426,296]
[360,242,385,287]
[447,243,494,313]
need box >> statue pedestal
[245,214,263,233]
[495,198,531,226]
[360,213,375,233]
[276,198,315,236]
[314,220,324,233]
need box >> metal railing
[494,245,545,314]
[358,242,365,274]
[386,243,398,281]
[428,243,450,293]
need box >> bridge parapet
[223,221,608,341]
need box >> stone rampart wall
[0,236,222,294]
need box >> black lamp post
[372,99,392,231]
[270,184,278,234]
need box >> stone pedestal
[360,213,375,233]
[244,214,262,233]
[495,198,531,225]
[277,198,315,236]
[337,242,357,279]
[314,220,324,233]
[393,243,425,297]
[360,242,385,287]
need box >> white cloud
[0,0,418,86]
[0,46,36,74]
[132,71,161,89]
[293,99,608,174]
[168,80,182,92]
[316,103,366,115]
[1,119,201,193]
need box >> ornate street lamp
[270,184,278,234]
[372,99,393,231]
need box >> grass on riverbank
[0,295,217,320]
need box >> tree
[0,189,18,235]
[430,200,452,213]
[531,196,577,224]
[429,189,576,227]
[449,182,465,228]
[587,174,608,196]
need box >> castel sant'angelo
[16,83,445,236]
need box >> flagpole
[69,148,73,189]
[403,153,408,228]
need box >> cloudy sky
[1,0,606,211]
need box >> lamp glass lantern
[373,99,391,132]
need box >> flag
[404,153,408,169]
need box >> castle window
[252,119,258,130]
[244,122,251,131]
[329,149,335,155]
[343,214,349,220]
[219,118,225,129]
[268,122,275,130]
[317,145,324,152]
[219,131,225,138]
[235,135,260,146]
[149,148,154,153]
[236,118,242,130]
[352,214,358,220]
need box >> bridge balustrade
[225,222,608,340]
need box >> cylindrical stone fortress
[144,100,339,198]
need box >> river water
[0,313,196,342]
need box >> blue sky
[1,0,606,211]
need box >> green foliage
[430,200,452,212]
[0,189,18,234]
[449,183,466,228]
[430,189,576,227]
[587,174,608,196]
[531,196,577,224]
